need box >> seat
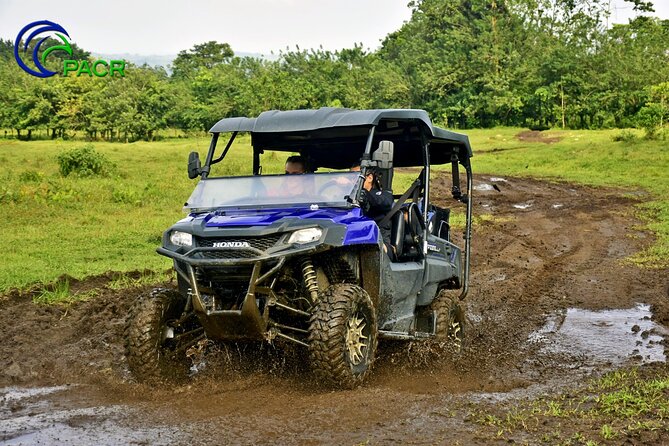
[430,206,450,241]
[390,210,405,260]
[406,202,423,239]
[402,203,422,259]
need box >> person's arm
[361,188,393,213]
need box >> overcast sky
[0,0,667,55]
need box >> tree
[172,41,234,78]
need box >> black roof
[209,108,472,168]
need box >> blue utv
[124,108,473,388]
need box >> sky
[0,0,667,56]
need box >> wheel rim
[449,319,462,351]
[448,305,465,352]
[161,325,175,344]
[345,311,368,365]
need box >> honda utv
[124,108,473,388]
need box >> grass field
[0,128,667,292]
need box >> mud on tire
[431,290,466,353]
[308,284,378,389]
[124,288,192,383]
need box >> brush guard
[180,256,316,347]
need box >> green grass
[0,128,667,292]
[31,277,101,304]
[471,367,669,443]
[33,278,72,304]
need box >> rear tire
[124,288,195,383]
[431,291,466,353]
[308,284,378,389]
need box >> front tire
[308,284,378,389]
[124,288,198,383]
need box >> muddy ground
[1,175,667,445]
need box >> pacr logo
[14,20,126,78]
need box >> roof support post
[201,133,219,179]
[353,126,376,204]
[459,164,473,301]
[420,132,430,255]
[253,148,261,175]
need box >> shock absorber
[301,257,319,304]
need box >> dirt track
[1,175,667,445]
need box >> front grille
[198,249,261,259]
[196,234,282,251]
[197,264,255,282]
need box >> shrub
[57,144,113,177]
[635,105,663,139]
[611,130,638,142]
[18,170,44,182]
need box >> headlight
[170,231,193,247]
[288,228,322,244]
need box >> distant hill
[91,51,278,70]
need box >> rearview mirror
[187,152,201,179]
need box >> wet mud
[1,175,667,445]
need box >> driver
[267,155,311,198]
[284,155,306,175]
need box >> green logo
[15,20,126,78]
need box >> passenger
[359,168,394,257]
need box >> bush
[635,105,664,139]
[57,144,113,177]
[18,170,44,182]
[611,130,638,142]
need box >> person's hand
[358,189,368,210]
[363,173,373,191]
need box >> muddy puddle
[0,385,189,446]
[474,183,497,191]
[529,303,667,368]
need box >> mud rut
[1,175,667,445]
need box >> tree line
[0,0,667,141]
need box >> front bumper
[157,238,326,342]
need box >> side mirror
[373,140,394,169]
[188,152,201,179]
[373,140,394,190]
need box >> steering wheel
[317,180,342,196]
